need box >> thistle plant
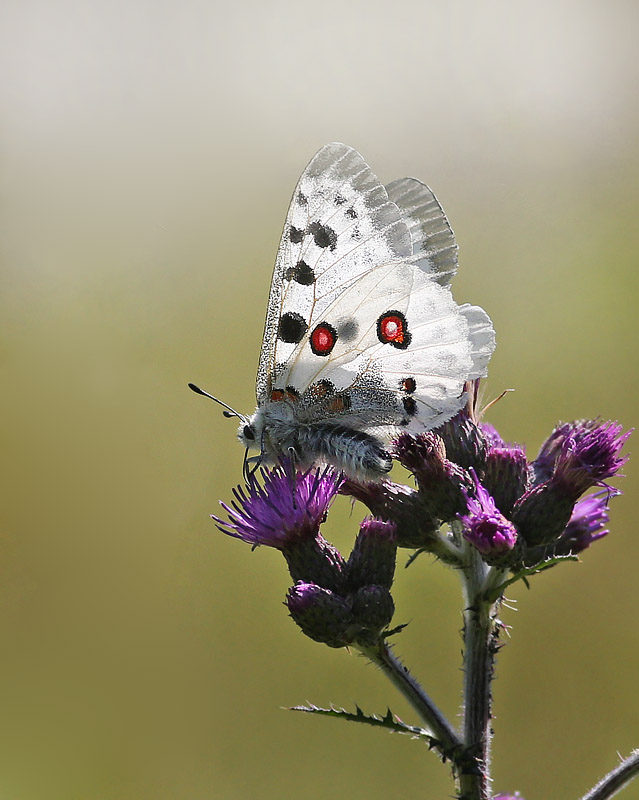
[212,381,635,800]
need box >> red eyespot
[285,386,300,402]
[307,379,335,399]
[377,311,411,349]
[310,322,337,356]
[270,387,299,403]
[326,394,351,414]
[401,377,416,394]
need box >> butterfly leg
[243,450,262,485]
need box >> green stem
[458,547,498,800]
[579,749,639,800]
[358,639,462,764]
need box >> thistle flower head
[480,422,505,448]
[284,515,398,649]
[534,420,631,496]
[555,488,620,555]
[458,468,518,561]
[393,431,473,522]
[346,517,397,591]
[436,379,488,470]
[340,478,439,549]
[482,442,529,516]
[213,459,342,549]
[285,583,354,648]
[393,430,447,476]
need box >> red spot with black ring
[310,322,338,356]
[377,310,411,349]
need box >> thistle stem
[458,547,498,800]
[359,639,462,763]
[579,749,639,800]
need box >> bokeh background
[2,1,638,798]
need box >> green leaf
[382,622,409,639]
[404,548,427,568]
[289,704,437,745]
[485,554,579,602]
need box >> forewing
[256,143,412,403]
[385,177,458,285]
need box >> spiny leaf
[382,622,409,639]
[289,703,437,745]
[485,554,579,602]
[404,548,427,568]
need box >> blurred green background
[1,1,637,798]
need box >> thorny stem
[579,750,639,800]
[358,639,462,764]
[458,543,499,800]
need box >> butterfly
[190,143,495,481]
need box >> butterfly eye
[243,425,255,441]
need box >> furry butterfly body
[225,143,495,480]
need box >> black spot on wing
[289,226,304,244]
[402,396,417,416]
[308,221,338,250]
[278,312,308,344]
[285,260,315,285]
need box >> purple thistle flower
[436,379,488,470]
[346,517,397,591]
[341,478,439,549]
[393,431,473,522]
[555,488,620,555]
[533,420,631,496]
[480,422,505,449]
[285,583,354,648]
[213,459,342,549]
[458,468,518,562]
[483,442,529,516]
[512,421,630,548]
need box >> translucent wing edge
[459,304,496,379]
[385,177,458,286]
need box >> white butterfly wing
[254,142,494,435]
[256,143,414,403]
[280,261,494,431]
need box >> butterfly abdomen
[243,404,391,480]
[297,423,392,480]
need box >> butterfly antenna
[188,382,248,422]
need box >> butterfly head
[237,416,259,450]
[238,401,298,454]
